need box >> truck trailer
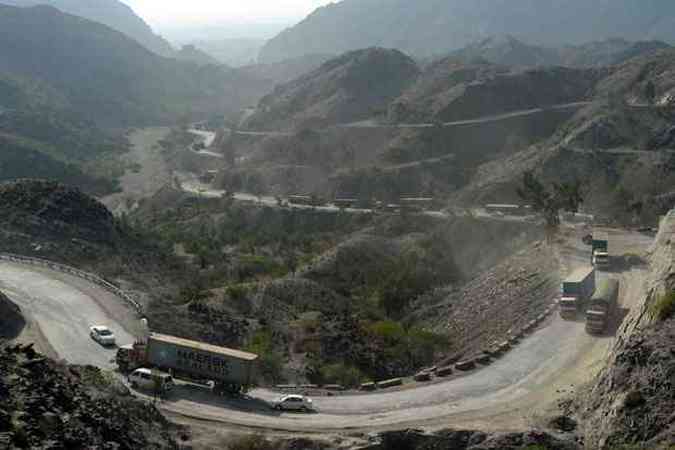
[586,278,619,334]
[560,267,596,320]
[591,232,610,269]
[116,332,258,394]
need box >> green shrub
[369,320,406,343]
[650,291,675,321]
[244,330,284,384]
[226,284,248,302]
[320,363,364,388]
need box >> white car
[271,394,314,412]
[89,325,116,346]
[128,368,174,392]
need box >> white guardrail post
[0,253,142,313]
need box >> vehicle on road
[586,279,620,334]
[89,325,116,346]
[271,394,314,412]
[591,232,610,269]
[128,368,174,392]
[116,332,258,394]
[560,267,596,320]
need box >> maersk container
[145,333,258,388]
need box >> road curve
[0,262,135,369]
[0,228,652,433]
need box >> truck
[591,232,610,269]
[560,267,596,320]
[586,278,619,334]
[116,332,258,394]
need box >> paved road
[0,263,135,369]
[227,102,591,137]
[0,226,653,432]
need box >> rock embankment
[363,429,580,450]
[0,290,24,339]
[0,342,178,449]
[573,211,675,449]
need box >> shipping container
[145,333,257,388]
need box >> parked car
[128,368,174,392]
[271,394,314,411]
[89,325,116,346]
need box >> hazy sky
[123,0,335,27]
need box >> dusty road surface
[101,127,171,215]
[0,227,653,433]
[0,262,136,369]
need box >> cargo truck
[591,232,610,269]
[116,332,258,394]
[586,279,619,334]
[560,267,596,320]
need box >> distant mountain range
[446,36,671,69]
[0,4,265,126]
[1,0,175,56]
[259,0,675,63]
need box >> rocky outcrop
[0,291,24,339]
[363,429,580,450]
[0,179,115,243]
[0,342,178,449]
[572,211,675,449]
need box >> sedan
[89,325,116,346]
[271,394,314,412]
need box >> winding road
[0,226,653,433]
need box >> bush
[245,330,284,384]
[369,320,406,343]
[650,291,675,321]
[320,363,364,388]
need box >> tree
[517,171,584,237]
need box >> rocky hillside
[259,0,675,63]
[446,36,670,69]
[0,4,266,126]
[570,211,675,449]
[0,291,25,339]
[241,53,334,86]
[390,63,603,124]
[0,179,116,243]
[2,0,175,56]
[0,342,178,449]
[244,48,419,130]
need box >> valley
[1,2,674,449]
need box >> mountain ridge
[259,0,675,63]
[1,0,175,56]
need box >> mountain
[389,60,603,124]
[1,0,175,56]
[175,44,221,67]
[191,38,267,67]
[241,54,334,86]
[448,36,560,67]
[446,36,671,69]
[244,48,419,130]
[259,0,675,63]
[0,4,266,126]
